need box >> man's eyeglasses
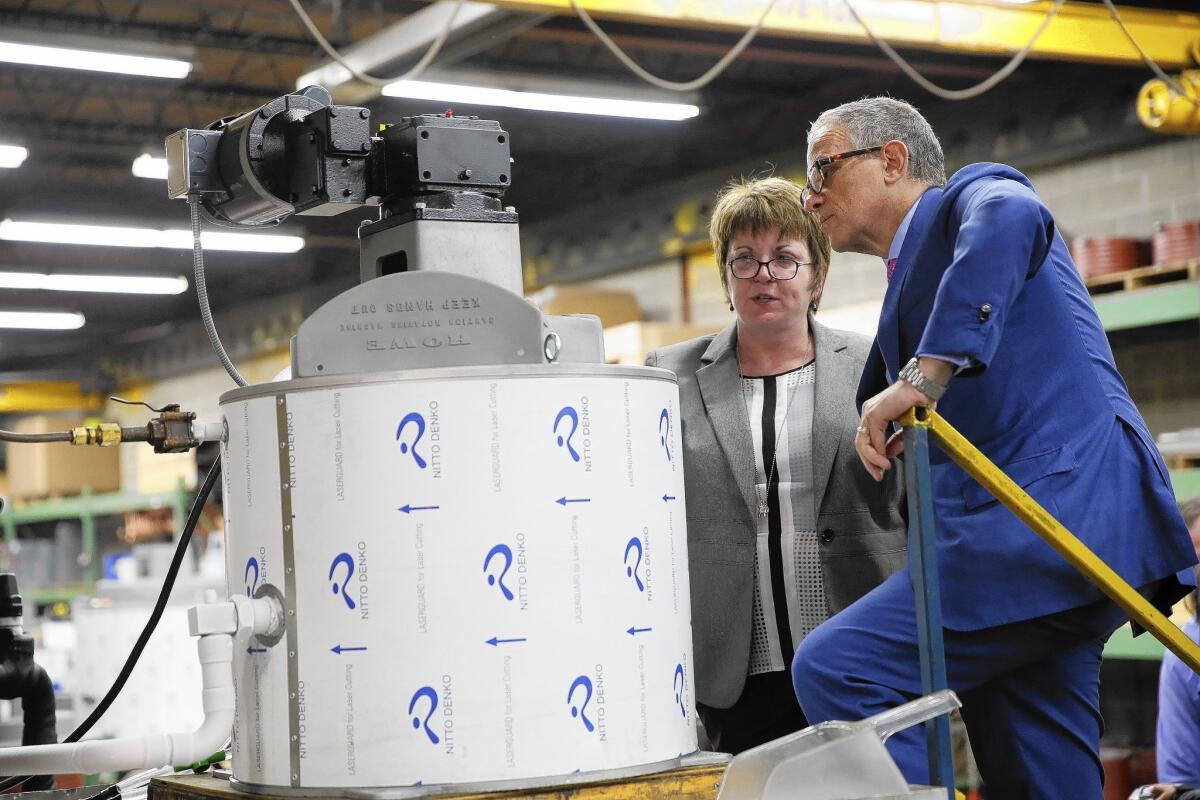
[727,255,810,281]
[801,146,884,205]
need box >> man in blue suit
[791,96,1196,797]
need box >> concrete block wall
[1030,137,1200,241]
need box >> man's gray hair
[809,97,947,188]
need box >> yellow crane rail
[484,0,1200,69]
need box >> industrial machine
[0,86,696,796]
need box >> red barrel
[1071,237,1145,278]
[1152,219,1200,265]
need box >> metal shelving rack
[0,484,192,591]
[1092,274,1200,661]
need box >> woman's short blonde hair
[708,176,831,309]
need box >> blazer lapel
[810,317,850,510]
[876,187,943,379]
[696,324,759,521]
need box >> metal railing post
[902,409,955,797]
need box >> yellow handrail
[900,407,1200,675]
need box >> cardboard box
[529,285,642,329]
[604,321,723,365]
[6,415,121,500]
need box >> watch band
[898,357,947,400]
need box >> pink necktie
[886,257,898,283]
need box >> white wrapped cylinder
[219,365,696,792]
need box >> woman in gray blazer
[646,177,905,754]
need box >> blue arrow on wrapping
[485,636,527,647]
[331,645,368,654]
[556,496,590,506]
[626,626,653,636]
[662,494,676,503]
[399,504,439,514]
[247,646,267,655]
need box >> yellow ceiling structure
[484,0,1200,68]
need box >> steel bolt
[329,108,338,117]
[459,169,472,180]
[359,109,369,119]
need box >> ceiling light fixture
[0,271,188,295]
[382,79,700,120]
[0,311,86,330]
[0,220,305,254]
[0,145,28,169]
[131,153,168,180]
[0,40,191,79]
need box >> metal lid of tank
[218,363,677,404]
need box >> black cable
[0,430,72,444]
[0,459,222,793]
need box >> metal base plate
[227,751,729,798]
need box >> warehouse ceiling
[0,0,1195,384]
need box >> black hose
[0,459,222,792]
[19,664,57,791]
[0,430,72,444]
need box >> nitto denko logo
[483,544,514,601]
[244,556,260,597]
[553,406,580,462]
[567,675,594,733]
[659,408,672,462]
[408,686,440,745]
[623,536,644,592]
[395,412,428,469]
[673,663,686,718]
[328,552,356,610]
[554,400,593,470]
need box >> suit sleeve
[855,339,889,412]
[916,178,1055,373]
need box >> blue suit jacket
[858,162,1196,630]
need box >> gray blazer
[646,317,906,709]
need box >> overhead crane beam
[0,382,104,414]
[478,0,1200,69]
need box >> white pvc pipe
[0,634,235,775]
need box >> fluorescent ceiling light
[382,79,699,120]
[0,145,27,169]
[0,40,191,79]
[0,271,188,295]
[0,220,304,254]
[131,153,167,180]
[0,311,85,330]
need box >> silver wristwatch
[898,357,947,400]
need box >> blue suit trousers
[791,570,1130,799]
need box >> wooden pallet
[1165,453,1200,470]
[1084,259,1200,296]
